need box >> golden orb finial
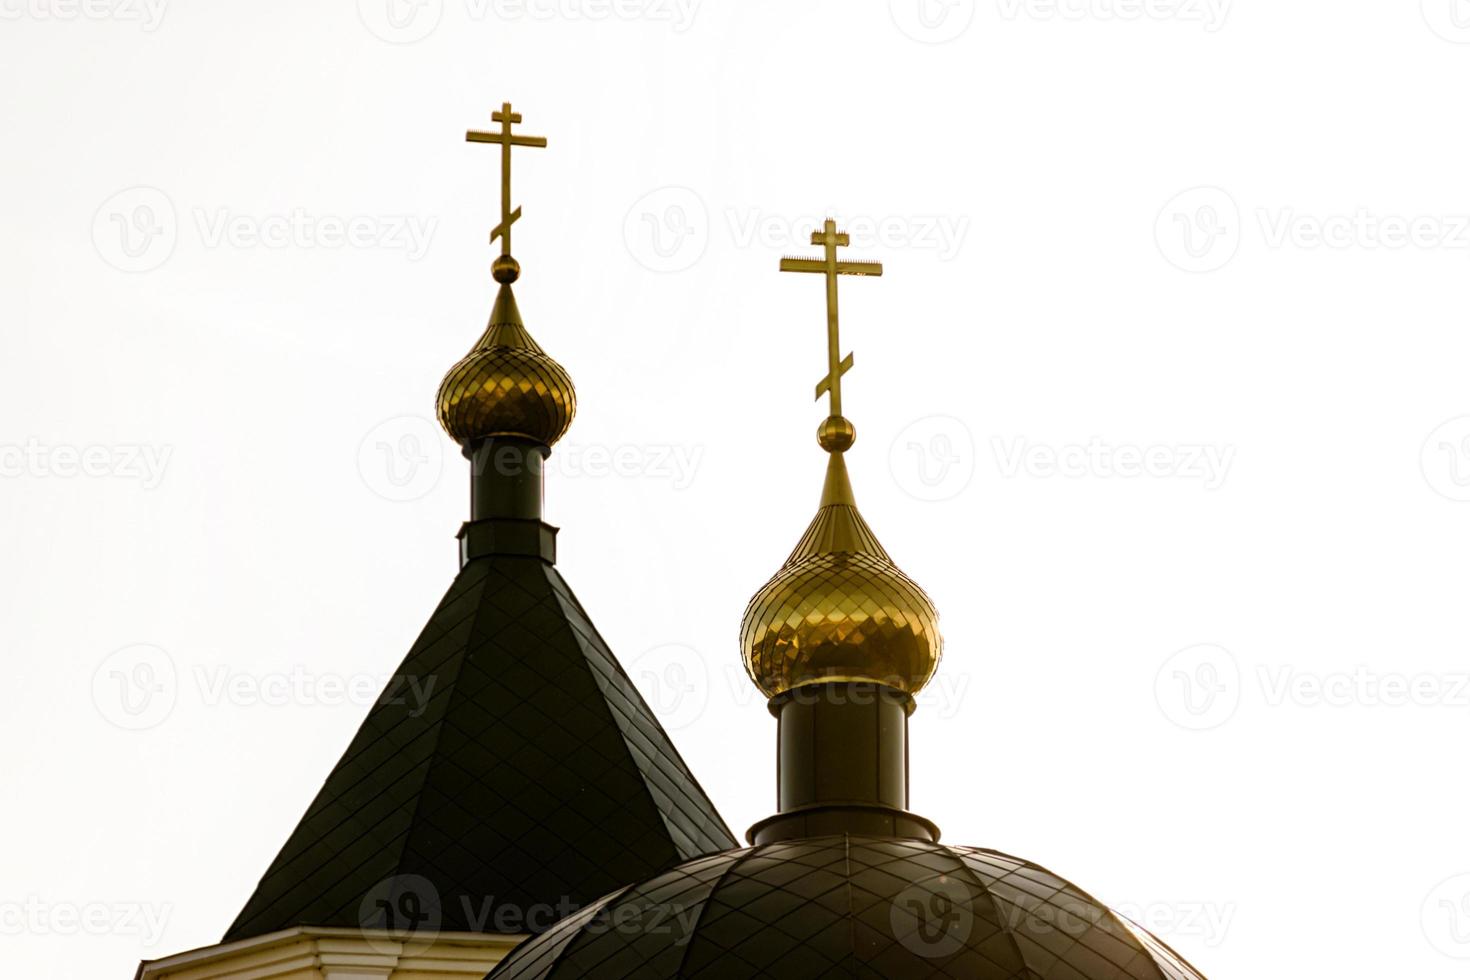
[741,220,941,699]
[816,415,855,453]
[438,102,575,448]
[492,254,521,284]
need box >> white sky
[5,1,1470,977]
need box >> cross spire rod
[780,218,882,447]
[466,101,547,279]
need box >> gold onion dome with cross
[740,219,942,699]
[437,102,576,448]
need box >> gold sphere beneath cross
[492,255,521,284]
[816,415,855,453]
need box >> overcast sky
[5,2,1470,977]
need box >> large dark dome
[486,834,1205,979]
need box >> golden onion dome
[436,278,576,447]
[741,449,942,699]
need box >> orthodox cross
[466,101,547,258]
[779,218,882,418]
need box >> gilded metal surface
[815,414,855,453]
[743,219,939,697]
[439,102,575,447]
[466,101,547,267]
[438,284,575,447]
[742,454,941,697]
[780,218,882,425]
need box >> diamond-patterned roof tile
[224,552,736,942]
[486,836,1208,980]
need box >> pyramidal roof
[226,541,736,941]
[226,103,736,942]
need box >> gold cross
[779,218,882,418]
[466,102,547,257]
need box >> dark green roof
[486,835,1208,980]
[225,544,736,942]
